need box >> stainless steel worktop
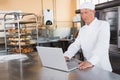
[0,53,120,80]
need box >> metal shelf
[4,12,38,54]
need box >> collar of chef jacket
[84,18,98,28]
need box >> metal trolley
[4,12,38,55]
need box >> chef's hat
[80,2,95,10]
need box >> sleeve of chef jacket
[63,30,81,59]
[88,21,110,65]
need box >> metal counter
[0,53,120,80]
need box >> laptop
[36,46,80,72]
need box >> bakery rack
[4,12,38,54]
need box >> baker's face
[80,9,95,25]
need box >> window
[80,0,85,5]
[92,0,99,4]
[99,0,107,3]
[80,0,113,5]
[85,0,92,2]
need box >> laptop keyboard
[66,59,80,70]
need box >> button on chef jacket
[64,18,112,72]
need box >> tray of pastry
[8,42,30,46]
[7,28,33,34]
[10,47,34,54]
[8,40,36,46]
[8,37,32,41]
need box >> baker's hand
[64,56,69,60]
[78,61,93,70]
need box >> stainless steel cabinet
[96,6,120,48]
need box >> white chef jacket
[64,18,112,72]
